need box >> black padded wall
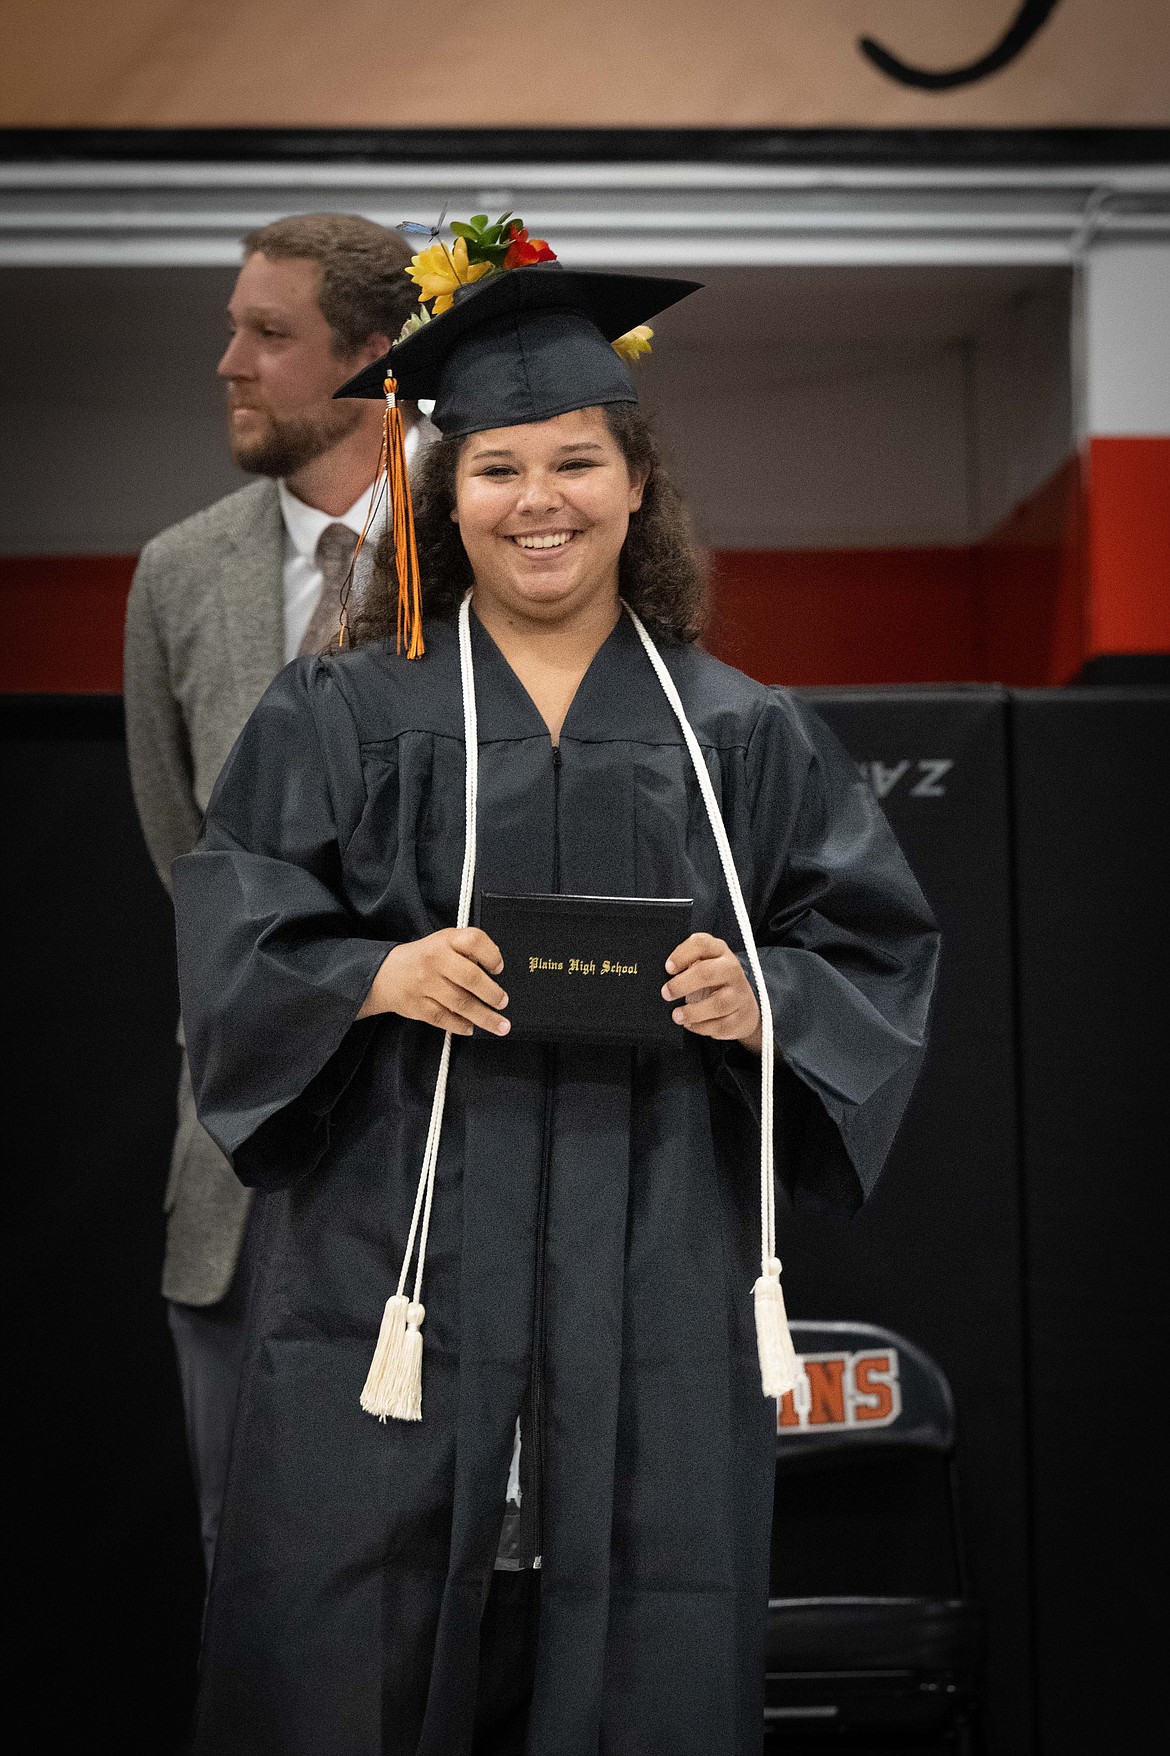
[2,697,202,1752]
[795,688,1032,1756]
[1011,688,1170,1756]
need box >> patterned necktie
[299,522,358,657]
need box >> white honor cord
[622,603,777,1282]
[394,593,480,1310]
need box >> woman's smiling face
[452,406,645,624]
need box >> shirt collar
[277,478,377,562]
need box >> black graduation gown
[173,611,938,1756]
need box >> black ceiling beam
[1,127,1168,167]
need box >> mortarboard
[336,260,700,437]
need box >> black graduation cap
[334,262,701,437]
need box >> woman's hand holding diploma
[663,932,763,1054]
[359,928,511,1036]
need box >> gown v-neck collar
[467,604,675,749]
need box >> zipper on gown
[516,740,561,1570]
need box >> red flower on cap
[503,224,557,269]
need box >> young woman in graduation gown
[173,250,939,1756]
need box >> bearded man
[124,213,422,1577]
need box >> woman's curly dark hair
[350,404,706,649]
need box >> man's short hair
[242,213,416,357]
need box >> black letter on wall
[860,0,1064,91]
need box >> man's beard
[228,399,364,478]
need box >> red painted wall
[2,445,1162,693]
[973,457,1086,688]
[706,458,1087,687]
[706,547,982,686]
[1085,436,1170,657]
[6,546,1010,692]
[0,553,134,692]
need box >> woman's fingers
[673,986,737,1026]
[435,930,510,1031]
[449,926,505,975]
[663,935,743,1008]
[662,933,760,1044]
[368,931,511,1032]
[435,972,510,1036]
[663,954,734,1002]
[440,946,508,1012]
[672,990,747,1038]
[664,931,725,977]
[423,1001,477,1037]
[677,1001,756,1042]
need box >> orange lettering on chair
[805,1358,847,1425]
[853,1353,896,1422]
[777,1388,801,1429]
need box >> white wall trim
[2,160,1170,268]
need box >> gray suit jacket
[124,478,285,1307]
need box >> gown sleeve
[720,691,940,1215]
[171,658,394,1191]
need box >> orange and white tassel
[341,373,424,659]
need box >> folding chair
[765,1321,983,1752]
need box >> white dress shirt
[278,481,375,664]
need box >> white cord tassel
[624,603,801,1401]
[360,592,479,1422]
[753,1259,802,1399]
[359,1299,426,1422]
[360,1293,410,1416]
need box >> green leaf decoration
[465,242,510,267]
[431,212,532,274]
[475,212,509,246]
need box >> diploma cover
[477,892,693,1046]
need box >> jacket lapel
[218,479,285,723]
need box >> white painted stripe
[3,161,1170,268]
[1083,241,1170,436]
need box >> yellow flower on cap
[407,237,493,315]
[611,325,653,364]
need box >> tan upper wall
[2,0,1169,130]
